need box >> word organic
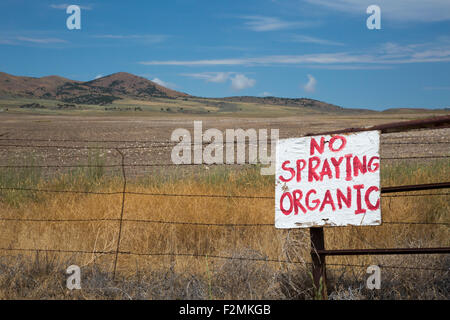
[275,131,381,228]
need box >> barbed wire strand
[0,247,446,272]
[1,186,449,200]
[0,216,448,226]
[0,137,448,144]
[0,156,448,169]
[1,186,449,199]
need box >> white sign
[275,130,381,228]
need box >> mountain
[5,71,442,114]
[0,71,363,112]
[0,72,73,98]
[0,72,189,104]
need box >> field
[0,110,449,299]
[1,96,331,116]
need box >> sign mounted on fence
[275,130,381,228]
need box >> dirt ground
[0,113,448,178]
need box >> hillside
[217,96,373,113]
[1,71,447,115]
[0,72,73,98]
[0,72,189,104]
[0,71,353,113]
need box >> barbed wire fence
[0,119,449,288]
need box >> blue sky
[0,0,450,110]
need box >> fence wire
[0,136,449,277]
[0,247,447,272]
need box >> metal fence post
[113,148,127,279]
[310,227,327,299]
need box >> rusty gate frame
[304,115,450,299]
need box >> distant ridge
[0,71,352,112]
[0,71,189,104]
[217,96,374,113]
[1,71,446,113]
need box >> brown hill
[0,71,189,104]
[0,72,75,99]
[5,71,440,114]
[85,72,186,98]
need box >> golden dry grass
[0,160,448,299]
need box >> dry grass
[0,160,448,299]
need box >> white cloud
[141,54,365,66]
[182,72,255,91]
[241,15,314,31]
[140,38,450,67]
[290,35,344,46]
[16,37,67,44]
[260,92,273,97]
[182,72,231,83]
[306,0,450,22]
[306,65,392,70]
[141,54,373,66]
[0,35,68,46]
[94,74,103,79]
[230,74,256,91]
[303,74,317,93]
[151,78,177,89]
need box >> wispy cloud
[151,78,177,90]
[140,38,450,67]
[141,54,373,66]
[50,4,93,10]
[303,74,317,93]
[305,65,392,70]
[240,15,316,31]
[0,32,70,46]
[182,72,255,91]
[16,36,67,44]
[290,35,344,46]
[306,0,450,22]
[181,72,232,83]
[141,54,365,66]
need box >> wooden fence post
[310,227,327,299]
